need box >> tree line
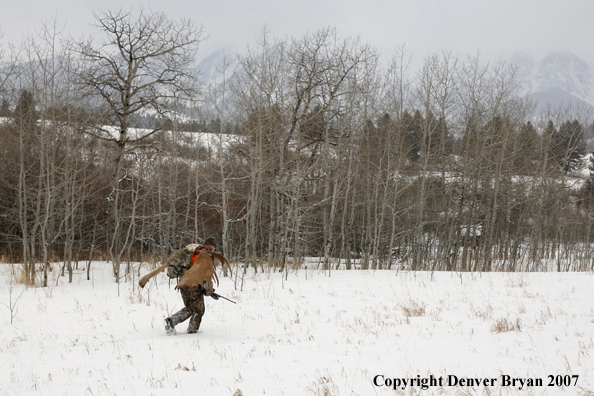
[1,10,594,285]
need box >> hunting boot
[187,313,202,334]
[164,318,177,335]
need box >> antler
[208,251,232,277]
[175,251,232,293]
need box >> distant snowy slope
[196,48,594,114]
[536,51,592,101]
[510,51,594,111]
[509,51,538,94]
[196,50,240,87]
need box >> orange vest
[192,247,210,265]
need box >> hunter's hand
[211,293,220,300]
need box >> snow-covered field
[1,263,593,395]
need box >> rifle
[212,292,236,304]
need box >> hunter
[164,237,219,334]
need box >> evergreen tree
[400,110,423,161]
[423,110,439,157]
[436,116,452,158]
[480,115,511,167]
[543,120,560,171]
[411,110,424,160]
[515,121,539,173]
[0,98,9,117]
[578,152,594,205]
[15,89,37,124]
[422,110,451,161]
[556,120,586,173]
[208,117,222,134]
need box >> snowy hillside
[510,51,594,111]
[1,263,593,395]
[196,50,240,88]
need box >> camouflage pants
[167,289,206,333]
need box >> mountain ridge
[509,50,594,111]
[195,49,594,113]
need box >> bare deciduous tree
[75,8,205,279]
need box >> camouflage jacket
[166,248,194,278]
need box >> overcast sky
[1,0,593,65]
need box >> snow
[510,50,594,107]
[1,263,593,395]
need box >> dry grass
[491,316,522,333]
[429,306,443,321]
[401,300,426,318]
[389,381,507,396]
[536,306,553,325]
[174,363,196,371]
[306,372,338,396]
[8,264,32,286]
[505,274,530,288]
[128,288,150,305]
[470,304,493,321]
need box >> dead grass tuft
[470,304,493,321]
[491,316,522,333]
[11,264,34,286]
[577,387,594,396]
[128,289,147,305]
[401,300,426,318]
[174,363,196,371]
[429,307,443,321]
[536,306,552,325]
[306,371,339,396]
[505,274,530,288]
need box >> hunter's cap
[203,237,217,248]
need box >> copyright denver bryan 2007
[372,374,580,391]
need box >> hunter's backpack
[166,248,194,278]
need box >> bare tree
[75,8,205,279]
[203,52,239,266]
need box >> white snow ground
[0,263,593,395]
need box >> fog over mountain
[196,50,240,88]
[509,51,594,111]
[196,49,594,114]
